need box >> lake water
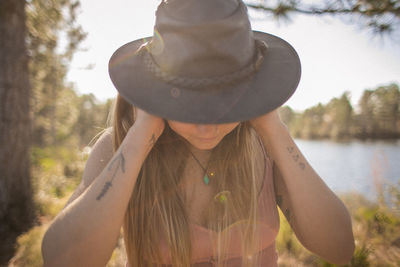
[294,139,400,201]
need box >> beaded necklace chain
[188,150,214,185]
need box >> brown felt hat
[109,0,301,124]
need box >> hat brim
[108,31,301,124]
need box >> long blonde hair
[112,94,265,267]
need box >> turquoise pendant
[203,174,210,185]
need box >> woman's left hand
[249,109,286,137]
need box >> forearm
[258,123,354,263]
[42,124,155,267]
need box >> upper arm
[273,162,309,244]
[63,129,115,208]
[272,162,298,233]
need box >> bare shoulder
[63,128,114,208]
[82,128,115,186]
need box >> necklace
[188,150,214,185]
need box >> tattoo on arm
[287,146,306,170]
[299,162,306,170]
[96,149,126,201]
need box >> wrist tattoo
[287,146,306,170]
[96,149,126,201]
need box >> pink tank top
[126,156,280,266]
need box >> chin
[191,141,219,151]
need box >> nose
[195,124,218,137]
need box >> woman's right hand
[132,107,165,142]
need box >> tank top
[126,155,280,266]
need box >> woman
[41,0,355,266]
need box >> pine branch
[246,0,400,35]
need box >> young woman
[42,0,355,266]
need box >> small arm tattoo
[287,146,306,170]
[97,182,112,201]
[96,149,126,201]
[299,162,306,170]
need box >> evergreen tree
[357,89,375,138]
[0,0,86,263]
[27,0,86,146]
[247,0,400,35]
[357,84,400,138]
[287,84,399,140]
[0,0,35,264]
[325,92,353,139]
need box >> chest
[180,162,216,227]
[179,160,265,229]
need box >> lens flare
[109,38,150,69]
[151,29,165,56]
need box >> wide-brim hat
[109,0,301,124]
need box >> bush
[8,226,46,267]
[275,190,400,266]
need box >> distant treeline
[280,83,400,140]
[33,83,399,148]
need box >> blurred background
[1,0,399,266]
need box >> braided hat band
[139,40,268,89]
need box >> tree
[74,94,113,147]
[279,105,296,130]
[372,84,400,138]
[0,0,35,264]
[27,0,86,146]
[299,103,327,139]
[357,84,400,138]
[247,0,400,36]
[284,84,400,140]
[325,92,354,139]
[0,0,86,264]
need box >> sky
[67,0,400,112]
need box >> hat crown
[160,0,239,22]
[150,0,255,78]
